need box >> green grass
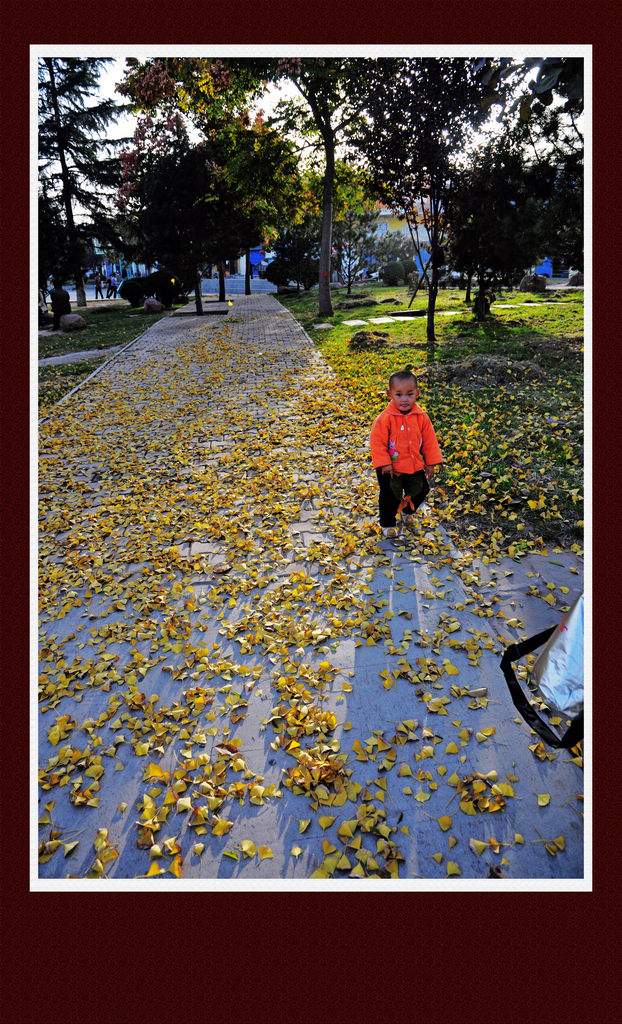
[38,300,167,359]
[278,282,585,552]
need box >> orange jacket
[370,402,443,474]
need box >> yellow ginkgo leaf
[257,846,273,860]
[537,793,551,806]
[290,846,303,858]
[446,861,461,876]
[212,817,234,836]
[437,816,452,831]
[240,839,256,858]
[318,816,335,831]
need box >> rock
[568,272,584,286]
[518,273,547,293]
[144,297,164,313]
[60,313,86,331]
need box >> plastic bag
[500,593,584,749]
[531,594,584,717]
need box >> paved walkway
[36,294,585,887]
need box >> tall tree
[38,57,129,305]
[447,135,553,319]
[351,57,488,355]
[119,57,373,317]
[117,112,302,310]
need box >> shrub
[143,267,183,307]
[348,329,389,351]
[265,258,291,288]
[118,277,146,308]
[402,259,418,283]
[380,261,404,286]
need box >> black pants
[376,468,429,527]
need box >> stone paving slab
[36,293,586,889]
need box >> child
[370,367,443,537]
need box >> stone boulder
[519,273,547,293]
[568,272,584,286]
[60,313,86,331]
[144,296,164,313]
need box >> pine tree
[38,57,128,305]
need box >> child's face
[388,380,419,413]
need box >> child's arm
[420,414,443,477]
[370,413,394,473]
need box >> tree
[265,215,321,292]
[505,102,583,273]
[38,58,129,305]
[119,57,375,317]
[371,228,415,269]
[478,56,584,136]
[352,57,488,355]
[447,134,557,319]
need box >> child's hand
[425,465,436,481]
[381,464,394,477]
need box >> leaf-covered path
[37,294,585,885]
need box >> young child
[370,367,443,537]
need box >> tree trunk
[426,263,439,356]
[474,268,488,321]
[245,247,251,295]
[218,260,226,303]
[408,269,428,307]
[194,267,203,314]
[465,271,473,305]
[317,125,335,317]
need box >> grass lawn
[38,300,166,359]
[278,282,585,554]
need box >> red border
[2,2,615,1022]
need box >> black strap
[500,627,583,749]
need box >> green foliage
[351,58,489,346]
[118,277,146,307]
[402,259,418,282]
[265,216,321,292]
[143,269,183,308]
[264,258,292,288]
[380,261,405,286]
[372,229,414,267]
[38,58,130,289]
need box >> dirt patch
[524,335,583,363]
[420,355,547,389]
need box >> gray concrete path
[36,293,585,888]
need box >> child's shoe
[381,526,399,538]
